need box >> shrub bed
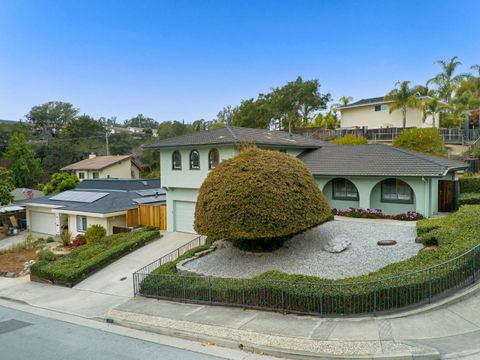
[459,175,480,194]
[459,193,480,205]
[140,206,480,314]
[332,208,424,221]
[32,228,160,286]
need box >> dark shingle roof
[145,126,325,149]
[340,97,389,109]
[299,144,467,177]
[23,180,165,214]
[77,179,160,191]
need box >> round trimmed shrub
[85,224,107,244]
[194,147,332,242]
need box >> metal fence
[133,241,480,316]
[132,235,206,295]
[295,127,480,145]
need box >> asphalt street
[0,305,223,360]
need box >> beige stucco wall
[340,104,438,129]
[67,214,109,237]
[75,160,136,180]
[107,215,127,234]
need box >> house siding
[340,105,437,129]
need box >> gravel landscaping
[183,219,422,279]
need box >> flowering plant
[332,208,424,221]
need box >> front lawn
[32,227,160,286]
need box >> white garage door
[175,201,196,233]
[29,211,56,235]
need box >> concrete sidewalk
[106,283,480,359]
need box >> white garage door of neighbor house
[30,211,56,235]
[175,201,196,233]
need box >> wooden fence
[126,204,167,230]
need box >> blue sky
[1,0,479,123]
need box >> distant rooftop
[340,95,435,109]
[61,155,132,171]
[145,126,325,149]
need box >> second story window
[208,149,219,169]
[374,104,388,111]
[172,151,182,170]
[190,150,200,170]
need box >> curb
[107,314,441,360]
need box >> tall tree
[231,98,273,129]
[124,114,158,129]
[338,96,353,106]
[62,115,105,139]
[423,97,445,127]
[4,133,43,187]
[26,101,78,134]
[384,81,421,128]
[0,167,15,205]
[216,106,234,125]
[157,120,195,139]
[427,56,470,103]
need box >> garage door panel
[175,201,196,233]
[30,211,56,235]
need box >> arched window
[172,151,182,170]
[190,150,200,170]
[208,148,219,169]
[381,179,414,203]
[332,178,359,200]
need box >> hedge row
[139,206,480,314]
[332,208,424,221]
[459,193,480,205]
[459,175,480,194]
[32,228,160,286]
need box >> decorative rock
[323,234,351,253]
[419,246,437,253]
[415,237,423,244]
[19,260,35,276]
[4,272,15,278]
[377,240,397,246]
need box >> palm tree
[384,81,420,128]
[427,56,470,103]
[423,97,445,127]
[338,96,353,106]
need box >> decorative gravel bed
[183,219,422,279]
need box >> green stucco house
[145,126,467,233]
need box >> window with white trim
[190,150,200,170]
[172,151,182,170]
[77,216,87,232]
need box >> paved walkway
[74,231,197,297]
[0,231,42,251]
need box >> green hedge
[459,193,480,205]
[140,206,480,314]
[460,176,480,194]
[32,228,160,286]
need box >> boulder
[324,234,351,253]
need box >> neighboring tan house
[339,96,441,129]
[23,179,165,236]
[61,154,141,180]
[145,126,467,234]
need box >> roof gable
[61,155,132,171]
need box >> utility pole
[105,132,110,156]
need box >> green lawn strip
[31,228,160,286]
[141,206,480,313]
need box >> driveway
[74,231,198,297]
[0,232,46,251]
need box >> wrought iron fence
[133,240,480,316]
[132,234,206,295]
